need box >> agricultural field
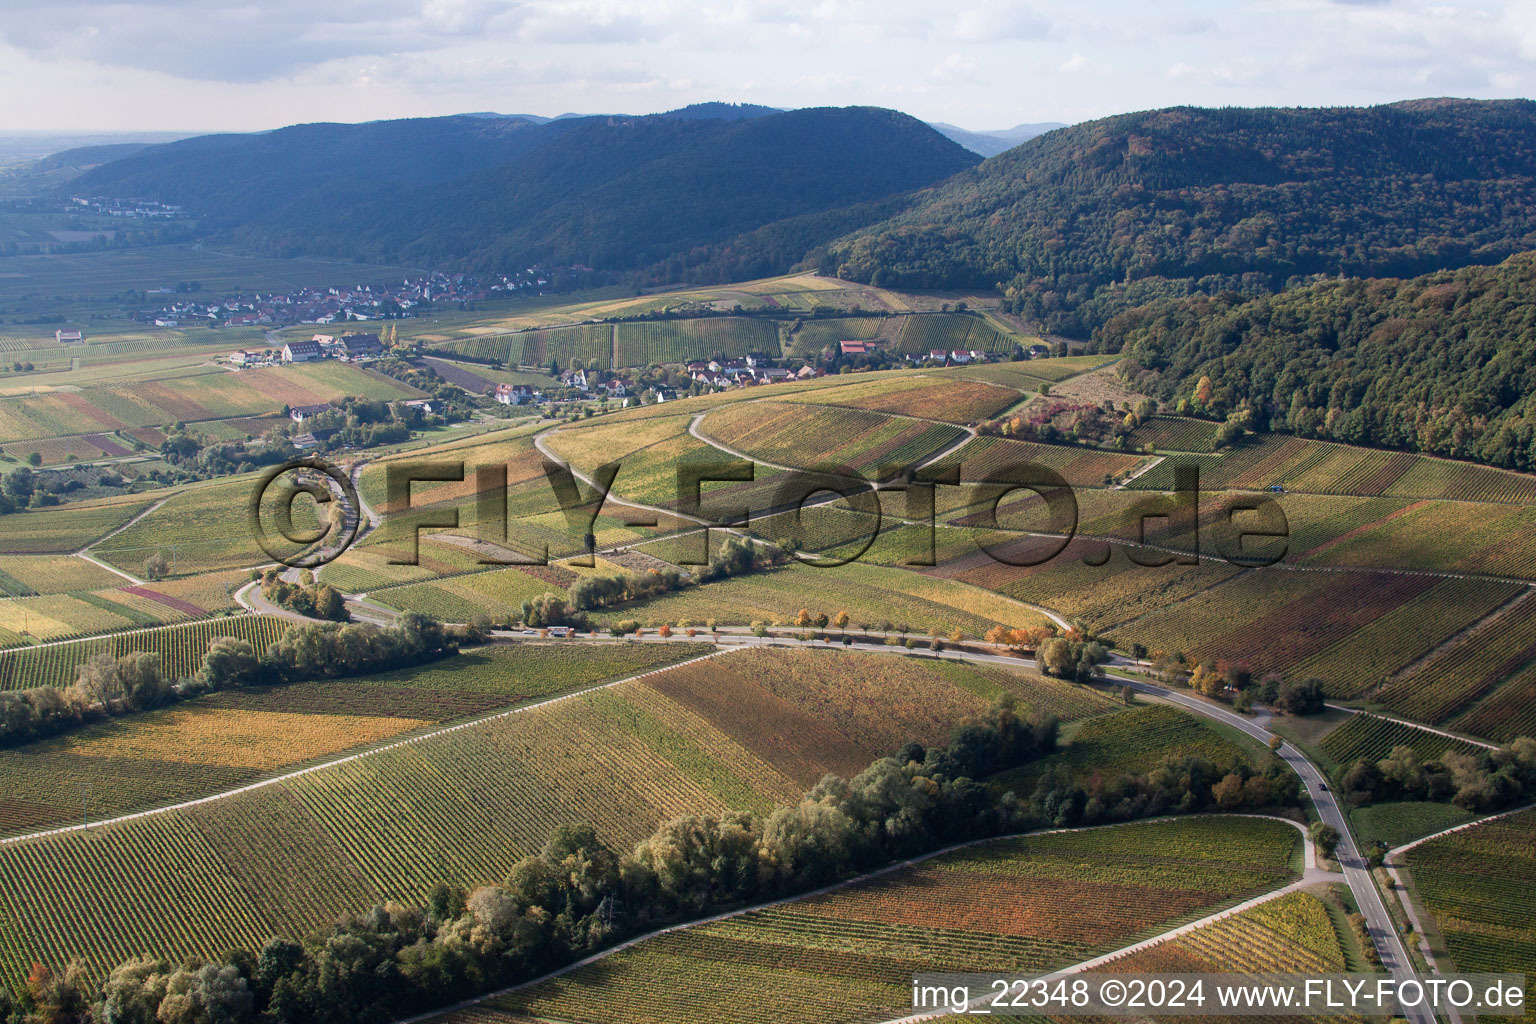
[1299,498,1536,580]
[506,323,614,369]
[1131,435,1536,504]
[0,361,419,446]
[0,244,422,306]
[889,312,1024,356]
[1101,569,1483,691]
[368,564,576,621]
[0,493,152,554]
[989,704,1255,794]
[1374,591,1536,741]
[443,816,1299,1024]
[0,554,125,595]
[782,374,1022,424]
[584,560,1052,637]
[1402,808,1536,1013]
[932,538,1245,635]
[91,473,331,575]
[0,642,709,839]
[1350,802,1476,851]
[1111,889,1353,979]
[0,614,288,691]
[1125,415,1220,453]
[0,646,1064,987]
[931,434,1150,487]
[1317,713,1486,768]
[614,316,781,366]
[697,401,967,474]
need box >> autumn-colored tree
[794,608,812,627]
[1212,772,1246,809]
[658,624,673,638]
[833,610,849,629]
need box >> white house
[283,340,323,362]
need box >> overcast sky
[2,0,1532,133]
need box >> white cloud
[930,53,982,81]
[1060,53,1089,72]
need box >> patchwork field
[0,494,153,554]
[436,816,1300,1024]
[0,361,420,445]
[0,642,707,838]
[0,646,1083,988]
[1374,591,1536,741]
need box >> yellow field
[54,707,431,769]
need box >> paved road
[1116,676,1436,1024]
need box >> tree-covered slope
[824,99,1536,336]
[1104,251,1536,470]
[69,107,979,277]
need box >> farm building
[55,329,84,343]
[340,333,383,358]
[289,403,330,423]
[283,340,322,362]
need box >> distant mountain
[71,106,978,277]
[825,98,1536,336]
[928,121,1065,157]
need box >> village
[125,267,564,329]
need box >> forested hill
[68,106,978,276]
[1104,251,1536,471]
[823,99,1536,336]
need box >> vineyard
[0,555,124,596]
[1101,569,1459,688]
[1125,415,1220,453]
[1114,890,1350,979]
[91,476,284,575]
[585,560,1049,637]
[0,642,714,839]
[936,539,1244,634]
[0,646,1060,988]
[989,705,1252,794]
[1375,592,1536,741]
[785,315,887,356]
[1301,499,1536,580]
[613,317,781,366]
[1402,808,1536,1013]
[0,494,152,554]
[931,435,1150,487]
[786,375,1022,424]
[458,817,1299,1024]
[507,324,614,369]
[698,401,967,474]
[1317,713,1485,767]
[1131,435,1536,503]
[0,614,288,691]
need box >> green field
[989,704,1256,794]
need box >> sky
[1,0,1533,133]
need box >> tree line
[0,614,457,749]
